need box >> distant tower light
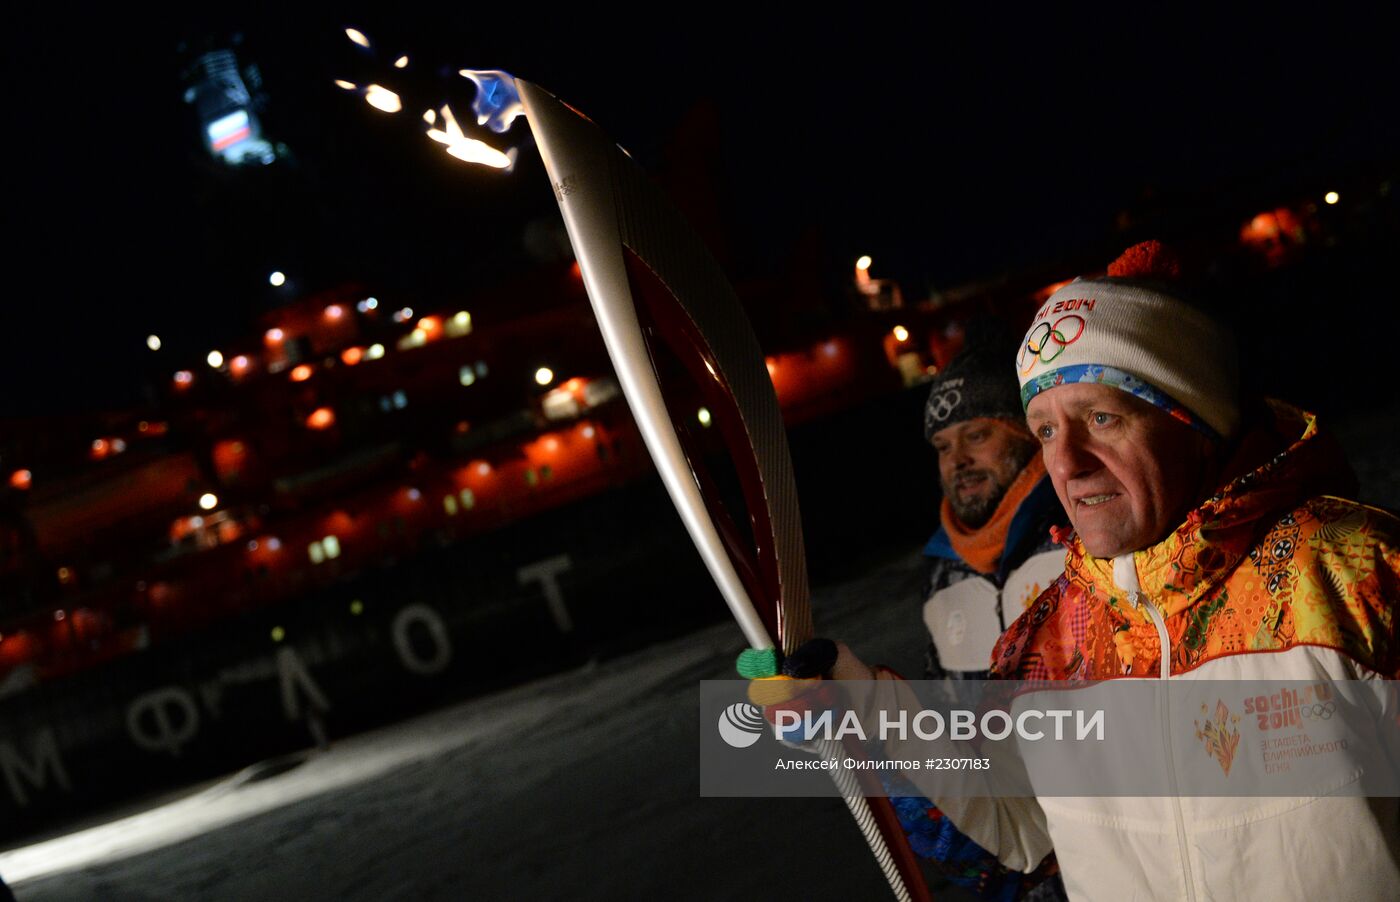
[269,271,286,287]
[1324,191,1340,205]
[199,492,219,510]
[188,49,278,167]
[206,350,224,368]
[146,334,162,351]
[535,367,555,386]
[856,255,873,271]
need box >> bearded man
[920,322,1068,681]
[891,323,1070,900]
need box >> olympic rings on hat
[1019,315,1086,374]
[926,389,963,423]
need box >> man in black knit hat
[880,320,1070,900]
[919,320,1067,682]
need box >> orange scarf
[940,454,1048,575]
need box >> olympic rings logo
[1301,702,1336,720]
[1019,315,1086,374]
[927,389,963,422]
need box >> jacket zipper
[1114,555,1197,902]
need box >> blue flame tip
[462,69,523,134]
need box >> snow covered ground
[1,546,927,901]
[3,404,1396,901]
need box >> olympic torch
[516,79,931,902]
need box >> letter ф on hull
[518,80,932,902]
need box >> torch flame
[426,105,516,170]
[332,38,520,175]
[458,69,524,134]
[364,85,403,114]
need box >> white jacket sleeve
[863,672,1054,873]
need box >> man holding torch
[830,241,1400,899]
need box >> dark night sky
[7,7,1398,415]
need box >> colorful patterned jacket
[932,402,1400,900]
[991,401,1397,683]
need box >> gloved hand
[735,639,875,746]
[736,638,875,682]
[780,637,839,678]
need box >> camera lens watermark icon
[718,703,767,748]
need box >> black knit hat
[923,318,1025,441]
